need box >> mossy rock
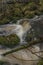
[0,34,20,48]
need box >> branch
[27,48,43,59]
[2,38,43,56]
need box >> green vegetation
[0,0,43,24]
[0,34,20,47]
[37,60,43,65]
[0,61,10,65]
[2,38,43,56]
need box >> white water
[0,19,31,43]
[0,19,32,61]
[0,16,43,64]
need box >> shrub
[29,2,38,11]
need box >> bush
[0,1,42,25]
[29,2,38,11]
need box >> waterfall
[16,19,31,44]
[0,19,31,44]
[0,16,43,64]
[14,25,24,43]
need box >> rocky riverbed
[0,15,43,65]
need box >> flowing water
[0,15,43,65]
[0,19,31,43]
